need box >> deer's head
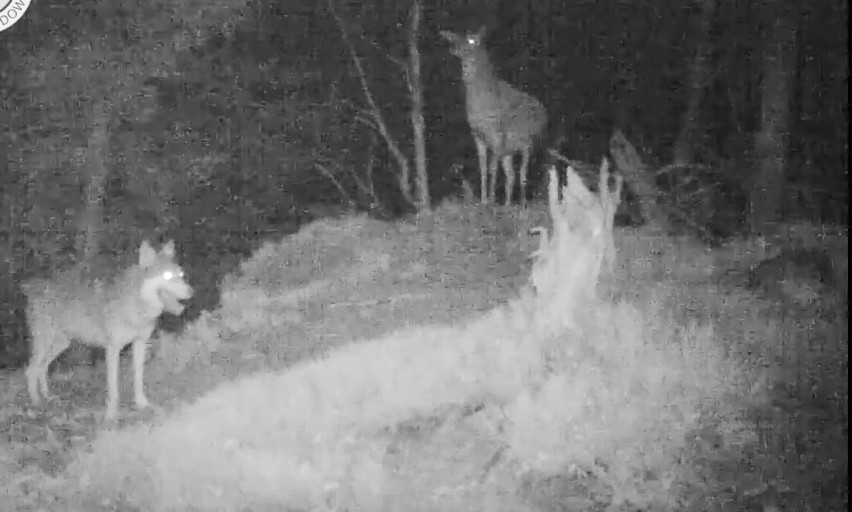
[440,26,487,60]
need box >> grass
[0,200,847,512]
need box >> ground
[0,203,847,512]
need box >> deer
[441,26,548,208]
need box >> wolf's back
[23,266,140,348]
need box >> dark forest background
[0,0,848,366]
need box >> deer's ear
[439,30,456,43]
[474,26,487,40]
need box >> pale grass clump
[226,214,389,292]
[498,164,756,508]
[503,295,754,509]
[65,312,553,510]
[154,214,394,373]
[214,214,392,332]
[61,165,762,511]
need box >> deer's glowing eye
[467,37,476,45]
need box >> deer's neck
[460,51,499,91]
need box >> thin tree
[10,1,245,270]
[673,0,719,166]
[407,0,430,210]
[751,0,797,233]
[328,0,431,212]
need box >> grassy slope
[0,203,847,512]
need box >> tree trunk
[673,0,718,166]
[750,1,796,234]
[77,99,112,266]
[408,0,430,211]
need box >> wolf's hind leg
[131,338,151,410]
[26,330,69,405]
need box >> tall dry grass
[43,169,783,512]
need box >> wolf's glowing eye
[163,270,184,281]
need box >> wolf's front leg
[131,338,150,410]
[104,345,122,421]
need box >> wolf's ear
[139,240,157,267]
[161,240,175,257]
[473,25,487,41]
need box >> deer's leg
[474,137,489,204]
[502,154,515,206]
[519,147,530,209]
[489,153,499,204]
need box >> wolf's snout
[176,283,194,300]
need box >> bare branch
[353,112,378,131]
[547,149,592,169]
[311,150,390,218]
[312,160,356,207]
[364,37,409,77]
[327,0,413,205]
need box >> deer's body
[441,27,547,207]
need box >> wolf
[23,240,193,421]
